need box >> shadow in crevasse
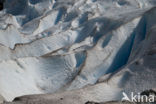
[75,16,126,44]
[0,0,5,11]
[105,10,148,75]
[4,0,28,15]
[3,0,43,25]
[29,0,45,5]
[117,7,156,89]
[106,7,156,75]
[54,7,67,25]
[74,10,148,78]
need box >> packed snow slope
[0,0,156,103]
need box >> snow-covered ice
[0,0,156,103]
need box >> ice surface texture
[0,0,156,103]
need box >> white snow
[0,0,156,102]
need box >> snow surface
[0,0,156,103]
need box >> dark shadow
[105,7,152,77]
[105,29,136,74]
[75,17,124,43]
[64,10,78,22]
[141,89,156,96]
[0,0,5,11]
[4,0,28,15]
[29,0,44,5]
[0,3,3,11]
[54,7,67,24]
[4,0,42,25]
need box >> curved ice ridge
[0,0,156,102]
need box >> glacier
[0,0,156,104]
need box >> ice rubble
[0,0,156,103]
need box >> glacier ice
[0,0,156,103]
